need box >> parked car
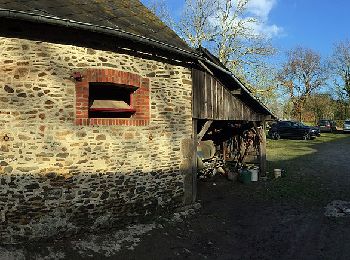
[310,125,321,137]
[343,119,350,133]
[268,121,319,140]
[318,119,337,133]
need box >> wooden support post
[258,121,267,177]
[223,141,227,161]
[197,120,213,144]
[183,119,198,204]
[192,119,198,203]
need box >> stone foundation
[0,170,183,243]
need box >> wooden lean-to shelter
[186,48,276,202]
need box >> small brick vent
[75,69,150,126]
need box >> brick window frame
[75,68,150,126]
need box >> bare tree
[245,62,279,106]
[177,0,218,48]
[330,39,350,99]
[177,0,275,75]
[278,47,327,121]
[144,0,174,28]
[144,0,279,109]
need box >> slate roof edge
[0,8,200,60]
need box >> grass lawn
[255,133,350,206]
[267,132,349,167]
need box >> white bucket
[250,167,259,182]
[274,169,282,178]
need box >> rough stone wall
[0,37,193,242]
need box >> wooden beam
[265,115,273,121]
[198,60,214,75]
[197,120,213,144]
[223,141,228,161]
[192,119,198,203]
[184,119,199,204]
[231,89,242,95]
[258,121,267,177]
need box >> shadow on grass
[255,133,350,207]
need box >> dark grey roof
[0,0,191,52]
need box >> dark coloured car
[268,121,319,140]
[318,119,337,133]
[343,119,350,133]
[311,125,321,137]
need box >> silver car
[343,119,350,133]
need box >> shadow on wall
[0,167,190,244]
[0,30,193,243]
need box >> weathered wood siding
[192,69,265,121]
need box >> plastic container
[239,169,252,184]
[250,167,259,182]
[274,169,282,178]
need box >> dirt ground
[2,134,350,259]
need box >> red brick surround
[75,68,150,126]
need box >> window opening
[88,82,138,118]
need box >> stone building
[0,0,274,242]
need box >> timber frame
[185,49,276,203]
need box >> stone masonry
[0,37,193,243]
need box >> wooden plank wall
[192,69,266,121]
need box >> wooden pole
[192,119,198,203]
[258,120,267,177]
[223,141,227,161]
